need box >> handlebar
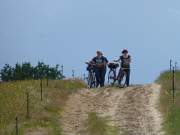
[85,62,90,65]
[85,62,107,69]
[113,60,121,63]
[85,62,96,66]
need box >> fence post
[170,59,172,71]
[15,117,18,135]
[26,92,30,119]
[46,76,49,87]
[72,70,75,78]
[40,79,43,101]
[172,67,175,103]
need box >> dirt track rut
[61,84,164,135]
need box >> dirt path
[61,84,164,135]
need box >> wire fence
[0,79,45,135]
[169,59,180,103]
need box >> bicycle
[108,62,119,85]
[117,67,129,88]
[108,62,129,88]
[85,62,96,88]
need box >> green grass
[0,79,86,135]
[157,70,180,135]
[81,112,119,135]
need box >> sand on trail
[61,84,164,135]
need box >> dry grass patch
[0,79,86,135]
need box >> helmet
[122,49,128,54]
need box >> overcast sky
[0,0,180,84]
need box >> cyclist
[92,51,108,87]
[115,49,131,87]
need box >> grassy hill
[157,70,180,135]
[0,79,86,135]
[1,71,179,135]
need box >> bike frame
[108,68,117,85]
[108,61,130,87]
[86,62,96,88]
[117,68,129,87]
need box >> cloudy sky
[0,0,180,83]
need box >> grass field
[157,70,180,135]
[0,79,86,135]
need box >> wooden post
[40,79,43,101]
[26,92,30,119]
[72,70,75,78]
[46,76,49,87]
[15,117,18,135]
[172,67,175,103]
[170,59,172,71]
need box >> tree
[0,62,64,82]
[0,64,14,81]
[21,62,34,79]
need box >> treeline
[0,62,64,82]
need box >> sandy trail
[61,84,164,135]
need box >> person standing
[92,51,108,87]
[115,49,131,86]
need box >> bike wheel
[87,72,96,88]
[92,73,96,88]
[87,73,92,88]
[108,70,116,85]
[117,70,126,88]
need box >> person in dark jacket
[92,51,108,87]
[115,49,131,86]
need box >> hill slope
[61,84,164,135]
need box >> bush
[0,62,64,82]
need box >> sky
[0,0,180,84]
